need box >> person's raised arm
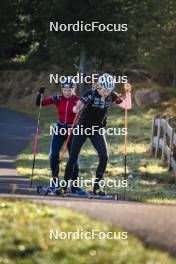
[118,83,132,110]
[36,87,58,107]
[72,91,93,113]
[73,100,84,113]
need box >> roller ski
[63,187,89,198]
[63,188,119,201]
[88,189,119,201]
[37,185,64,196]
[36,185,119,200]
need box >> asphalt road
[0,108,176,258]
[0,108,36,194]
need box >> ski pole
[123,89,128,200]
[59,109,80,162]
[30,93,43,187]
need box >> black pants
[64,130,109,191]
[50,122,79,180]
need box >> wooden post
[155,118,161,158]
[150,115,156,155]
[172,135,176,175]
[151,116,176,176]
[161,119,167,164]
[168,128,174,171]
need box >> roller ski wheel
[37,185,43,194]
[112,192,120,201]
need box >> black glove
[38,86,46,94]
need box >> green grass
[0,198,175,264]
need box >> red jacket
[42,94,80,124]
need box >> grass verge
[0,198,175,264]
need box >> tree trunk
[172,71,176,88]
[172,60,176,88]
[79,46,86,95]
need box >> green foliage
[0,0,176,85]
